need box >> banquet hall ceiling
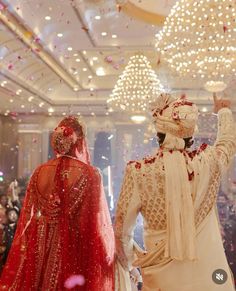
[0,0,234,116]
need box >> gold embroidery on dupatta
[42,224,61,291]
[34,219,47,289]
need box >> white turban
[151,93,199,138]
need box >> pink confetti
[0,3,6,10]
[34,37,40,43]
[8,64,13,70]
[105,56,113,63]
[113,63,119,70]
[64,275,85,289]
[10,112,18,119]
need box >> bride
[0,116,115,290]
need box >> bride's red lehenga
[0,117,115,290]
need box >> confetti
[81,26,89,33]
[0,3,6,10]
[105,56,113,63]
[64,275,85,289]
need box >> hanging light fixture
[107,54,164,116]
[156,0,236,91]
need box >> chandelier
[156,0,236,91]
[107,54,164,114]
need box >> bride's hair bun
[51,126,76,155]
[51,116,86,155]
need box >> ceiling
[0,0,235,118]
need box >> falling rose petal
[113,63,119,70]
[81,26,89,33]
[34,37,40,43]
[8,64,13,70]
[10,112,18,118]
[105,56,113,63]
[64,275,85,289]
[0,3,6,10]
[118,57,125,64]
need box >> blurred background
[0,0,235,283]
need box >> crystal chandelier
[107,54,164,114]
[156,0,236,90]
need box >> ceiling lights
[57,33,63,37]
[45,16,51,20]
[157,0,236,89]
[67,47,73,51]
[96,67,105,76]
[204,81,228,93]
[95,15,101,20]
[48,107,55,113]
[101,32,107,36]
[16,89,22,95]
[201,107,208,113]
[1,81,7,87]
[131,115,147,124]
[107,54,164,113]
[28,96,34,102]
[112,34,117,38]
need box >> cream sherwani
[115,108,236,291]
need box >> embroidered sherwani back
[115,108,236,291]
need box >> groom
[115,94,236,291]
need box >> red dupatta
[0,154,115,290]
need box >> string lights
[107,54,164,114]
[157,0,236,91]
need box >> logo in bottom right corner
[212,269,228,285]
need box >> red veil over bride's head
[51,116,91,164]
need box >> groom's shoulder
[127,155,157,171]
